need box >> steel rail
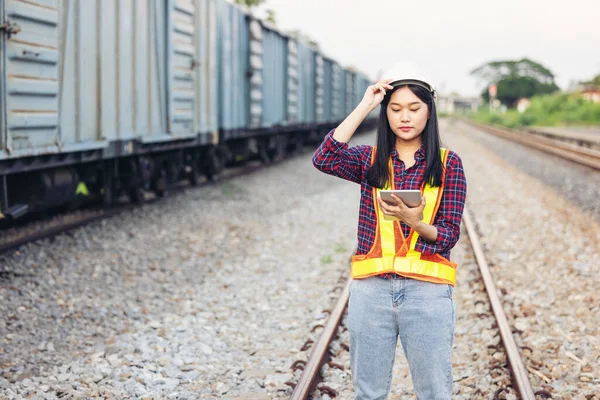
[463,120,600,170]
[290,209,540,399]
[526,126,600,146]
[290,278,350,400]
[463,207,536,399]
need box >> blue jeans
[347,275,455,400]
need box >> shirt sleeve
[415,151,467,255]
[312,129,370,184]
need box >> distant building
[437,94,481,114]
[516,97,531,113]
[581,87,600,103]
[567,82,600,104]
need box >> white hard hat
[382,62,436,94]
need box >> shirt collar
[391,145,426,162]
[414,145,425,161]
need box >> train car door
[167,0,200,137]
[1,0,6,216]
[194,0,218,145]
[247,17,263,129]
[1,0,60,157]
[1,0,5,158]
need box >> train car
[354,74,369,108]
[344,69,357,116]
[295,40,316,127]
[260,22,288,130]
[353,73,379,120]
[258,20,296,159]
[216,0,248,134]
[0,0,222,216]
[0,0,373,220]
[321,57,335,125]
[335,63,347,123]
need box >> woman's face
[386,87,430,144]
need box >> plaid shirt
[312,130,467,266]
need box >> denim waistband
[377,273,407,280]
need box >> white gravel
[445,119,600,399]
[0,134,368,399]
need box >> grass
[334,243,347,253]
[220,182,238,198]
[320,255,333,264]
[468,92,600,129]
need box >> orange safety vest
[351,148,457,286]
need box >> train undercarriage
[0,124,352,222]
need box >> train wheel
[103,164,114,206]
[152,167,168,197]
[205,147,223,181]
[259,141,270,165]
[129,187,145,204]
[189,153,201,186]
[189,163,201,186]
[269,135,286,162]
[288,137,302,156]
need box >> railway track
[287,206,551,399]
[461,120,600,170]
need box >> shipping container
[261,22,288,128]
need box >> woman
[312,63,467,399]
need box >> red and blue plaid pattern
[312,130,467,275]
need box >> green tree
[265,9,276,25]
[234,0,266,10]
[471,58,559,107]
[581,74,600,87]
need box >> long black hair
[365,84,444,189]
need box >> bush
[469,93,600,128]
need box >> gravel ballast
[2,119,598,399]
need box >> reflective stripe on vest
[351,148,458,286]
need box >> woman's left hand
[378,194,426,227]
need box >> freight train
[0,0,375,220]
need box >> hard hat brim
[390,79,435,93]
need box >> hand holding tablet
[379,190,422,208]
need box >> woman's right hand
[360,79,394,112]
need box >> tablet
[380,190,422,208]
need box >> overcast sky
[255,0,600,97]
